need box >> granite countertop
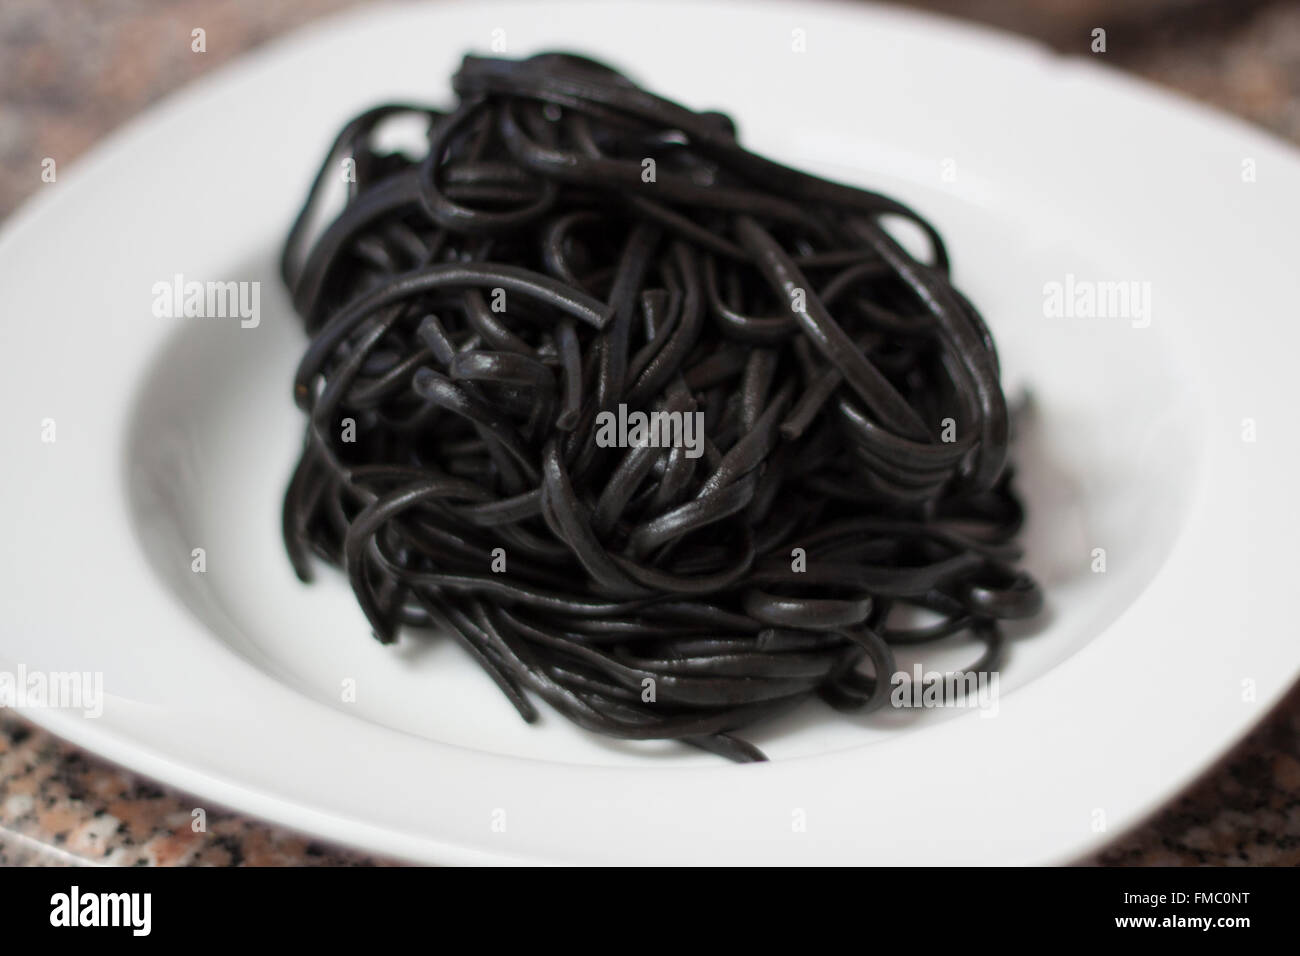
[3,0,1300,866]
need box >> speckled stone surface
[3,0,1300,866]
[0,715,389,865]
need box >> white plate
[2,0,1298,865]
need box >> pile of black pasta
[281,52,1041,761]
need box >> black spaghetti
[280,52,1041,762]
